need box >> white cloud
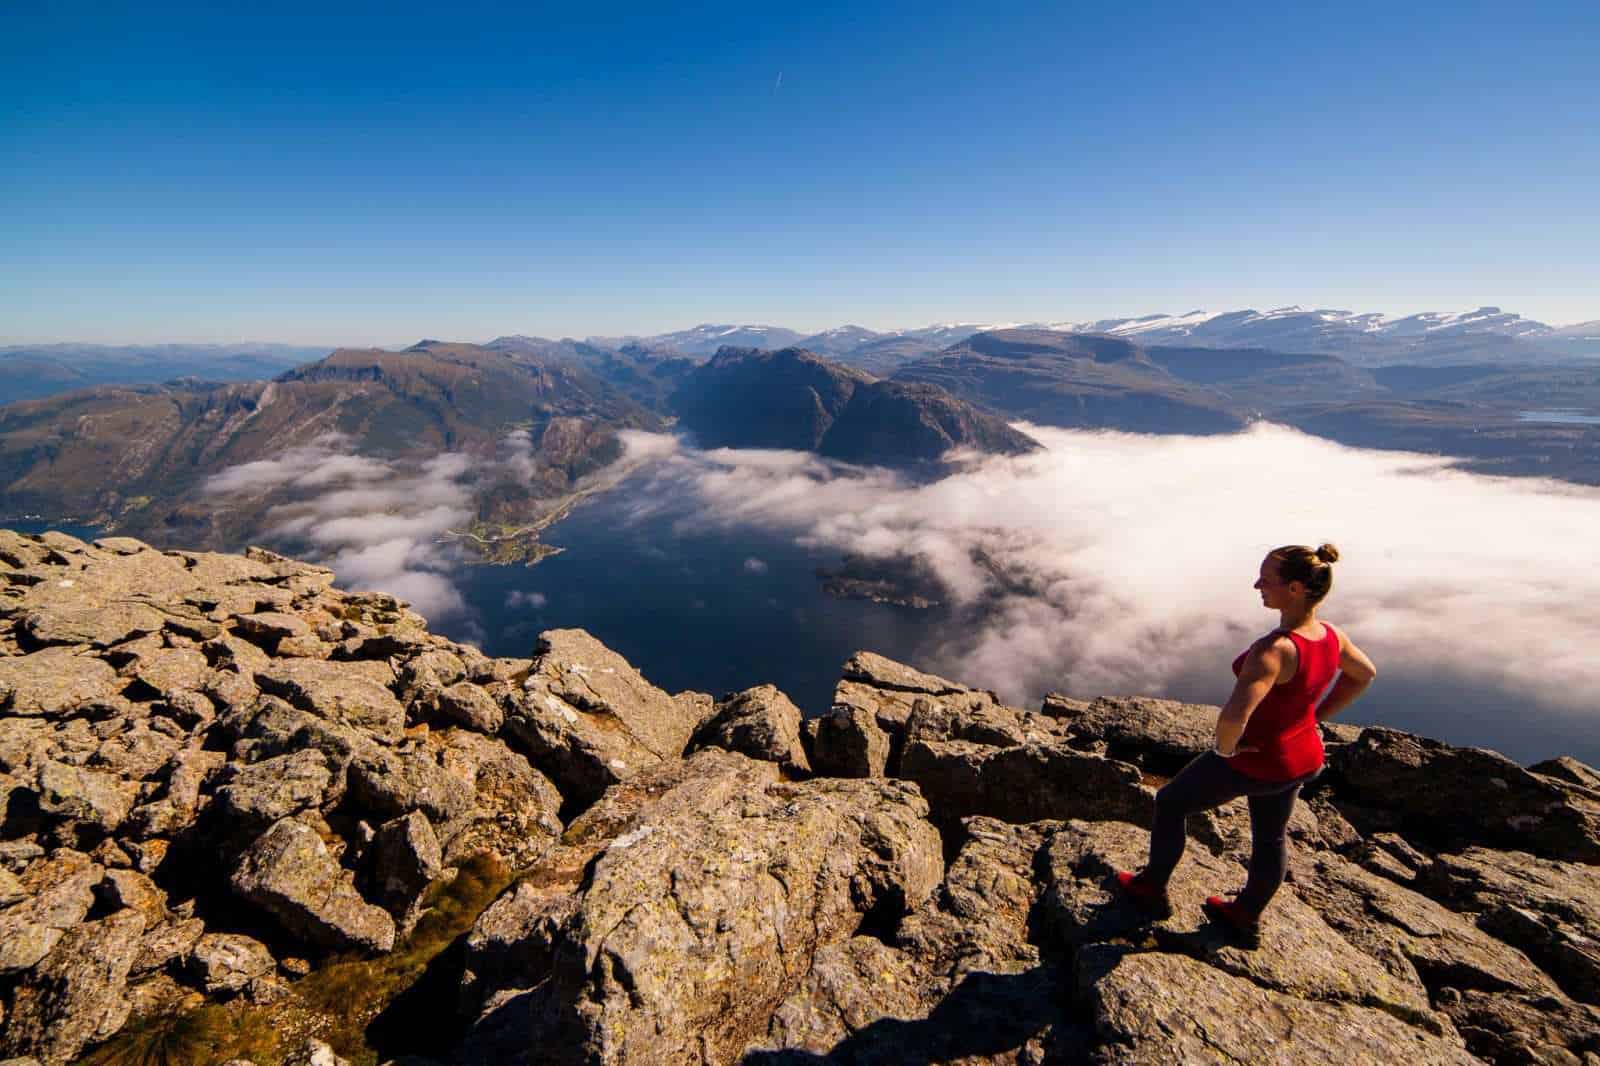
[616,428,683,465]
[506,589,547,609]
[206,435,477,621]
[501,429,540,483]
[743,557,769,574]
[200,432,396,496]
[618,424,1600,728]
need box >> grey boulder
[229,818,395,953]
[687,683,811,774]
[0,909,146,1066]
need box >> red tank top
[1226,624,1341,782]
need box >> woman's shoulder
[1248,629,1297,658]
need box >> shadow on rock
[740,964,1078,1064]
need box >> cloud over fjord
[200,428,671,628]
[615,423,1600,736]
[203,434,477,621]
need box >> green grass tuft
[81,853,513,1066]
[79,1003,281,1066]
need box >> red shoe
[1203,895,1261,945]
[1114,870,1172,918]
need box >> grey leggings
[1144,751,1322,913]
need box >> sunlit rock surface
[0,530,1596,1065]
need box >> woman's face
[1253,555,1300,609]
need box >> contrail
[773,71,783,94]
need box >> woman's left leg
[1142,752,1251,886]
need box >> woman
[1115,543,1377,942]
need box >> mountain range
[576,305,1600,370]
[1049,306,1600,366]
[4,321,1600,557]
[0,342,664,549]
[7,306,1595,412]
[0,340,1033,551]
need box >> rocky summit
[0,530,1596,1065]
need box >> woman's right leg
[1235,783,1303,913]
[1142,752,1250,886]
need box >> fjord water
[437,490,940,718]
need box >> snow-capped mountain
[624,324,807,358]
[1376,307,1550,339]
[883,322,1018,347]
[573,307,1596,368]
[1032,306,1590,365]
[1058,305,1557,343]
[795,325,888,357]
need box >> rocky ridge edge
[0,530,1595,1065]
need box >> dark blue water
[437,496,946,717]
[5,519,106,540]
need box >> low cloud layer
[202,423,1600,757]
[616,424,1600,727]
[204,434,477,623]
[202,428,669,632]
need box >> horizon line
[4,304,1600,350]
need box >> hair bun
[1315,543,1340,564]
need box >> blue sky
[4,1,1597,344]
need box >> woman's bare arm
[1317,624,1376,722]
[1215,637,1285,755]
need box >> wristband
[1213,745,1237,758]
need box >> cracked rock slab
[1419,846,1600,1006]
[1078,946,1478,1065]
[436,680,504,734]
[752,818,1073,1063]
[463,750,944,1065]
[808,703,889,778]
[187,932,276,995]
[21,602,167,649]
[1041,819,1441,1031]
[253,659,404,739]
[1332,727,1600,863]
[436,729,562,869]
[0,850,103,975]
[0,908,146,1066]
[34,760,137,834]
[1041,694,1224,775]
[463,752,788,1011]
[0,648,121,718]
[1434,987,1600,1065]
[212,749,337,835]
[371,810,445,915]
[1293,851,1562,1001]
[900,738,1150,829]
[840,651,973,696]
[130,646,211,698]
[502,628,706,811]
